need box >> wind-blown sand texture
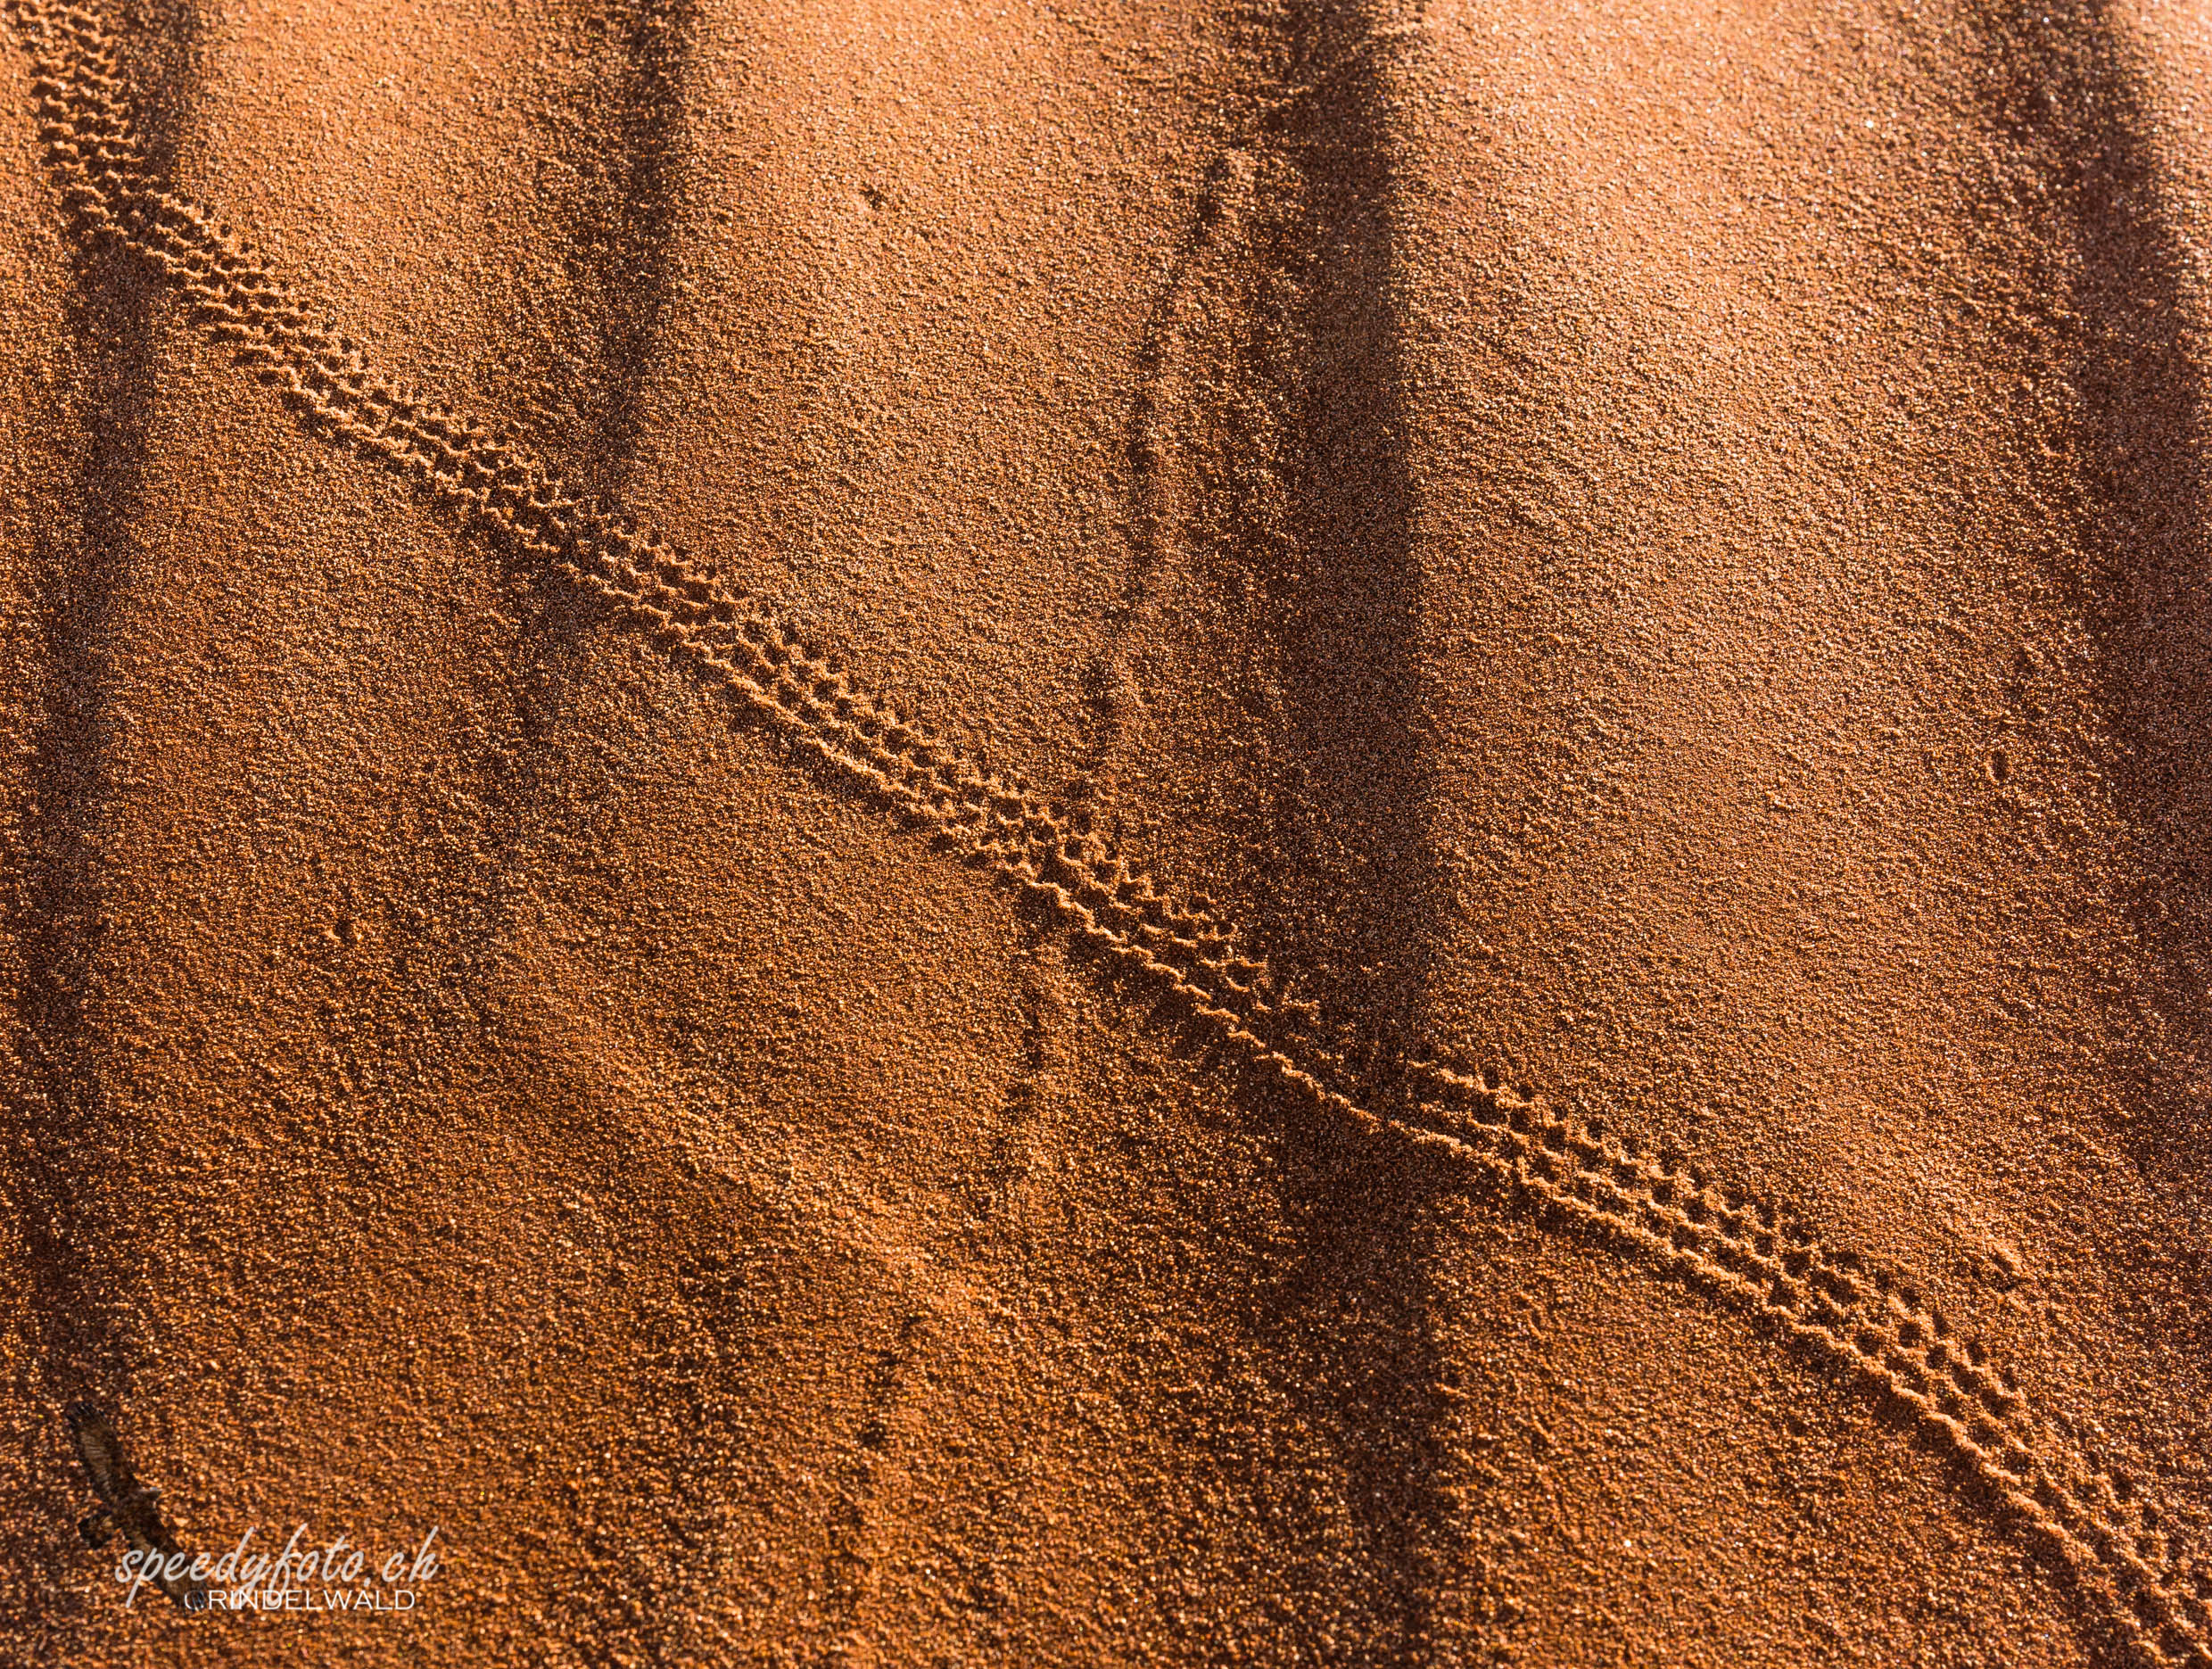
[0,0,2208,1664]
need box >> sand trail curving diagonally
[0,1,2208,1665]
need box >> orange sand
[1,1,2209,1664]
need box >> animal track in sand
[6,2,2208,1662]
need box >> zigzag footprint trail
[7,0,2209,1661]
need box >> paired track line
[7,3,2208,1659]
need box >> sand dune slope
[0,2,2208,1665]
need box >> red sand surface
[1,1,2209,1664]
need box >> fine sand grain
[1,1,2209,1665]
